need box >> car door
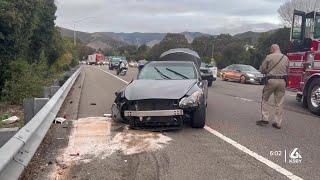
[224,65,233,79]
[232,65,242,80]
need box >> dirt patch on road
[46,117,172,179]
[110,129,172,156]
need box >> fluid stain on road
[50,117,172,179]
[110,129,172,156]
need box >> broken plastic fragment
[2,116,19,124]
[54,117,66,124]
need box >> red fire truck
[287,10,320,115]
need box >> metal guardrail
[0,67,81,180]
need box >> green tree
[149,33,191,60]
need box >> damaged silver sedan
[111,48,208,129]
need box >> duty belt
[267,75,286,79]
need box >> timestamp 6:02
[270,151,282,156]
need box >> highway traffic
[21,65,320,180]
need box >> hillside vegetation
[0,1,93,104]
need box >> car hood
[124,79,197,100]
[243,71,262,75]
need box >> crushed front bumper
[124,109,184,117]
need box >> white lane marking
[93,66,129,84]
[204,126,302,180]
[234,97,254,102]
[95,66,303,180]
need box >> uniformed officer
[256,44,289,129]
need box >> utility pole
[211,43,214,61]
[73,24,76,46]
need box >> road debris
[2,116,19,124]
[54,117,66,124]
[69,153,80,156]
[103,113,111,117]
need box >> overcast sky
[55,0,285,34]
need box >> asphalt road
[24,65,320,180]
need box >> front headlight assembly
[247,73,255,77]
[179,91,203,108]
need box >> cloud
[55,0,283,34]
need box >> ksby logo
[288,148,302,164]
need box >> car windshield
[111,58,121,63]
[238,65,258,72]
[138,62,197,80]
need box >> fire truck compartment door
[287,53,305,91]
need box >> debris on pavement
[103,113,111,117]
[62,120,73,128]
[2,116,19,124]
[69,153,80,156]
[54,117,66,124]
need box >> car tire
[191,100,206,128]
[208,81,213,87]
[222,74,227,81]
[307,79,320,115]
[240,75,246,84]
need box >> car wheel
[240,75,246,84]
[222,74,227,81]
[191,100,206,128]
[208,81,213,87]
[307,79,320,115]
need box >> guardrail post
[23,99,34,125]
[23,98,49,125]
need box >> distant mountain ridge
[59,27,210,50]
[58,27,263,50]
[233,31,263,44]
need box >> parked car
[200,63,216,87]
[221,64,263,84]
[109,57,121,70]
[111,48,208,129]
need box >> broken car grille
[134,99,178,111]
